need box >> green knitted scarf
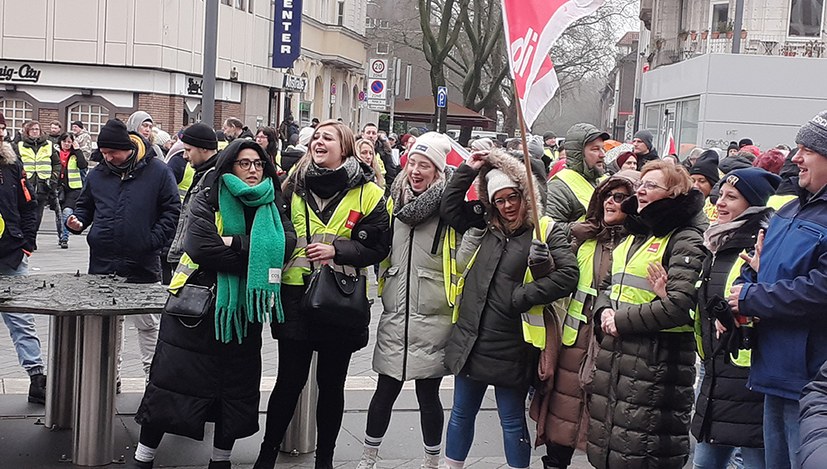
[216,174,285,343]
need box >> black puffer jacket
[0,142,37,269]
[272,158,390,352]
[690,207,770,449]
[440,151,578,389]
[136,144,295,441]
[587,190,706,469]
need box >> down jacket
[0,142,37,270]
[690,208,770,449]
[373,169,456,381]
[800,359,827,469]
[69,134,181,283]
[136,145,296,441]
[440,150,578,390]
[587,189,707,469]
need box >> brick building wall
[37,108,59,127]
[214,101,244,130]
[137,93,186,132]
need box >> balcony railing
[650,33,826,69]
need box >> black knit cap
[738,138,754,148]
[689,149,720,185]
[723,168,781,206]
[182,122,218,150]
[97,119,134,150]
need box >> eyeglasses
[234,159,264,170]
[493,192,521,208]
[606,191,629,203]
[634,180,669,192]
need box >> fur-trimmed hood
[475,149,543,227]
[0,141,16,166]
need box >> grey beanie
[634,130,654,153]
[527,135,545,159]
[796,110,827,157]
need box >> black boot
[129,457,153,469]
[252,443,278,469]
[28,374,46,405]
[207,461,231,469]
[541,455,563,469]
[315,454,334,469]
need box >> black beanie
[689,150,721,185]
[96,119,134,150]
[727,141,739,152]
[738,138,754,148]
[723,168,781,206]
[182,122,218,150]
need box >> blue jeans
[0,256,45,376]
[60,207,73,242]
[445,375,530,468]
[763,394,799,469]
[693,441,765,469]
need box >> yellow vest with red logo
[283,183,385,286]
[18,141,53,180]
[562,238,599,346]
[610,233,694,333]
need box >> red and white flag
[501,0,604,127]
[665,128,676,155]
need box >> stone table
[0,273,168,466]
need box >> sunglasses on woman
[606,192,629,203]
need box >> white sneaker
[421,453,441,469]
[356,447,379,469]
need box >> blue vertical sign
[437,86,448,108]
[273,0,303,68]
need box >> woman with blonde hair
[356,138,385,188]
[254,120,390,469]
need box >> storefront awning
[392,96,494,129]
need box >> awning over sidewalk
[392,96,495,129]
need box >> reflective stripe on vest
[452,216,554,349]
[18,141,53,180]
[178,163,196,201]
[766,194,797,211]
[283,183,385,286]
[552,169,596,221]
[562,238,599,346]
[67,156,82,189]
[725,256,751,367]
[168,211,224,290]
[0,213,4,237]
[610,233,694,333]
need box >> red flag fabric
[501,0,604,126]
[666,128,676,155]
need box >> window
[221,0,231,5]
[247,0,253,13]
[789,0,824,37]
[337,1,345,26]
[710,2,729,33]
[67,103,110,139]
[377,42,390,54]
[365,17,375,28]
[0,99,34,137]
[234,0,244,10]
[379,19,389,29]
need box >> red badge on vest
[647,242,661,253]
[345,210,362,230]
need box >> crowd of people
[0,107,826,469]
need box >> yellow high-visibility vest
[766,194,797,211]
[178,163,196,201]
[610,233,694,333]
[283,182,385,286]
[551,169,597,222]
[66,156,82,189]
[694,255,752,367]
[562,238,599,346]
[453,216,555,349]
[703,198,719,224]
[18,141,53,180]
[0,213,4,238]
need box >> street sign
[368,79,387,100]
[331,83,337,95]
[437,86,448,108]
[368,102,387,112]
[369,59,388,79]
[358,90,366,101]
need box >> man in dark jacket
[167,122,220,265]
[14,120,61,246]
[545,123,609,238]
[223,117,254,143]
[363,123,400,189]
[729,110,827,469]
[800,360,827,469]
[67,119,181,380]
[631,129,659,170]
[0,137,47,405]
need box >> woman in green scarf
[133,140,296,469]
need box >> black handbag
[299,198,370,328]
[164,283,214,327]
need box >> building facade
[636,0,827,156]
[0,0,368,140]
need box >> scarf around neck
[391,170,446,226]
[216,174,286,343]
[703,206,766,254]
[305,156,362,199]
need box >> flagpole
[513,91,543,239]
